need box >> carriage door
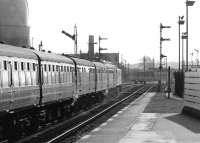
[8,60,15,111]
[107,70,109,88]
[77,67,81,94]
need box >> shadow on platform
[143,92,183,113]
[166,113,200,133]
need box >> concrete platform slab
[76,92,200,143]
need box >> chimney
[88,35,95,60]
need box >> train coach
[0,43,122,141]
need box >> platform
[76,92,200,143]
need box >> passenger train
[0,0,122,140]
[0,43,122,140]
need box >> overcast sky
[27,0,200,64]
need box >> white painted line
[124,106,129,110]
[113,114,118,118]
[100,122,107,127]
[118,111,123,114]
[81,134,91,139]
[92,127,101,132]
[107,118,113,122]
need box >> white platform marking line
[122,106,129,111]
[121,108,126,111]
[118,110,123,114]
[81,134,91,139]
[92,127,101,132]
[107,118,113,122]
[113,114,118,118]
[100,122,107,127]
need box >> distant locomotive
[0,43,122,140]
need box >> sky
[27,0,200,65]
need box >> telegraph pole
[178,16,185,71]
[186,0,195,71]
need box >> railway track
[7,84,152,143]
[47,85,153,143]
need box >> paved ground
[144,92,183,113]
[76,92,200,143]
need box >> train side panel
[0,45,40,113]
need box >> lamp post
[186,0,195,71]
[194,49,199,67]
[178,16,185,71]
[190,52,194,67]
[99,36,108,60]
[182,32,187,71]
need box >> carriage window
[61,66,63,72]
[33,63,35,71]
[67,66,69,72]
[3,61,7,70]
[49,65,51,71]
[14,61,18,70]
[56,65,59,71]
[52,65,55,71]
[44,64,47,71]
[27,63,30,71]
[64,66,66,72]
[21,62,24,70]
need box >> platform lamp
[182,32,188,71]
[178,16,185,71]
[185,0,195,71]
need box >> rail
[47,85,153,143]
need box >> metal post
[160,24,162,70]
[167,66,171,98]
[98,36,108,60]
[74,24,78,56]
[179,16,181,71]
[144,56,146,84]
[186,1,189,71]
[158,24,162,92]
[99,36,101,59]
[182,33,185,71]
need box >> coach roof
[0,44,38,60]
[30,49,74,64]
[72,57,95,67]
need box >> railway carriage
[93,62,107,92]
[0,43,122,141]
[32,51,75,105]
[0,44,39,113]
[71,58,96,97]
[105,62,117,89]
[116,68,122,86]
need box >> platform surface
[76,91,200,143]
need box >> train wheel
[4,115,20,142]
[46,109,54,122]
[29,113,39,134]
[56,106,62,120]
[0,122,3,140]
